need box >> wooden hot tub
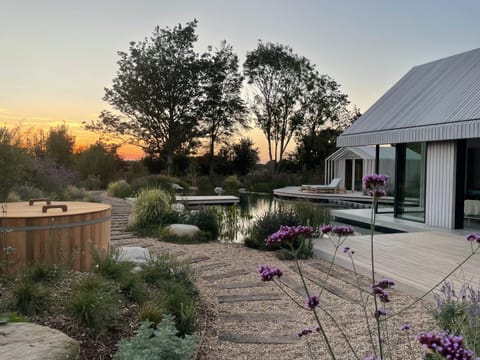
[0,200,111,272]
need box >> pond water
[215,194,371,243]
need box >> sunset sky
[2,0,480,161]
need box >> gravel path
[100,194,435,360]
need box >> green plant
[66,275,119,330]
[161,282,196,335]
[186,208,219,240]
[130,175,188,195]
[11,279,50,315]
[0,311,28,324]
[114,316,198,360]
[244,209,300,251]
[119,273,149,304]
[138,302,164,325]
[161,231,211,244]
[128,188,173,230]
[27,263,63,283]
[10,184,45,201]
[223,175,242,190]
[107,180,132,199]
[92,249,132,281]
[62,185,92,201]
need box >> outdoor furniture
[301,178,344,193]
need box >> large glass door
[394,142,426,222]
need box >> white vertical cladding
[425,141,457,228]
[337,159,346,188]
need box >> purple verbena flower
[374,278,395,289]
[368,189,387,197]
[332,225,355,236]
[304,295,320,309]
[363,174,389,189]
[258,264,283,281]
[372,285,391,303]
[467,233,480,243]
[342,246,350,254]
[400,323,411,331]
[374,309,387,318]
[266,225,314,246]
[298,327,313,337]
[416,331,475,360]
[320,224,333,234]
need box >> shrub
[119,273,149,304]
[223,175,242,191]
[185,208,219,240]
[161,231,211,244]
[244,209,300,251]
[66,275,119,330]
[130,175,188,195]
[161,282,196,335]
[92,249,132,281]
[107,180,132,199]
[11,279,50,315]
[128,188,173,231]
[61,185,92,201]
[138,302,164,325]
[114,316,198,360]
[10,184,45,201]
[27,263,62,283]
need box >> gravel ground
[146,241,435,360]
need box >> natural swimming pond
[213,193,374,243]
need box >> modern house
[337,48,480,229]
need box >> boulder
[0,322,80,360]
[167,224,201,238]
[116,246,151,265]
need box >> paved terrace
[313,230,480,301]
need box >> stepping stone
[189,256,210,264]
[196,262,229,272]
[219,333,298,344]
[217,293,282,303]
[202,269,249,281]
[289,265,356,302]
[220,312,295,322]
[215,281,269,290]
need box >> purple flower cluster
[266,225,314,246]
[373,309,387,318]
[297,327,313,337]
[304,295,320,309]
[372,278,395,303]
[258,264,283,281]
[320,224,355,236]
[416,332,476,360]
[467,233,480,243]
[363,174,389,198]
[400,323,411,331]
[363,174,389,189]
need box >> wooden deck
[273,186,394,205]
[313,231,480,301]
[175,195,240,206]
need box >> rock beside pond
[116,246,151,265]
[167,224,201,238]
[0,322,80,360]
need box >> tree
[199,42,247,177]
[244,42,313,169]
[231,138,259,176]
[84,21,203,174]
[0,127,28,201]
[45,123,75,168]
[75,142,123,188]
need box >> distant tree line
[84,20,359,177]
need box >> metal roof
[338,48,480,147]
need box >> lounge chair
[303,178,343,193]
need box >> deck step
[217,293,282,303]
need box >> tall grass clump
[130,175,188,195]
[11,278,50,315]
[114,316,198,360]
[107,180,132,199]
[66,275,119,330]
[186,208,219,241]
[244,209,300,251]
[128,188,173,232]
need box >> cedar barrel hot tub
[0,199,111,272]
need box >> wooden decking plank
[220,312,295,322]
[189,256,211,264]
[196,262,229,272]
[215,281,269,289]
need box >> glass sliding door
[394,142,426,222]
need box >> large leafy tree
[45,123,75,168]
[85,21,202,174]
[199,42,247,177]
[244,42,313,169]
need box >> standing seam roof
[338,48,480,147]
